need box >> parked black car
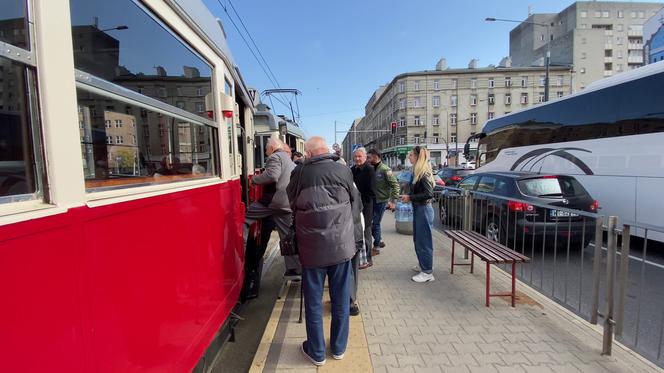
[437,167,473,187]
[438,171,599,248]
[433,174,446,200]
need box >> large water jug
[395,201,413,235]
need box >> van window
[518,176,588,197]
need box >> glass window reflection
[69,0,213,118]
[77,89,218,191]
[0,0,29,50]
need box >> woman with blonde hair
[400,146,435,283]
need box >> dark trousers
[372,200,388,247]
[350,250,359,304]
[244,201,300,271]
[361,197,374,262]
[302,260,352,361]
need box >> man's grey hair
[267,136,285,150]
[353,147,367,155]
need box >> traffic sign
[352,144,361,152]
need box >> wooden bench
[444,230,530,307]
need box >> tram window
[0,0,29,50]
[69,0,212,118]
[0,56,43,203]
[77,89,219,191]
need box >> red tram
[0,0,260,371]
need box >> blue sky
[202,0,662,146]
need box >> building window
[433,114,440,125]
[115,119,123,128]
[196,87,203,96]
[433,80,440,90]
[106,136,113,144]
[594,11,601,18]
[105,120,111,128]
[470,113,477,125]
[451,95,458,107]
[488,112,494,119]
[539,76,546,86]
[557,75,564,86]
[521,77,528,87]
[505,93,512,105]
[470,95,477,106]
[581,67,586,74]
[557,91,564,98]
[451,133,457,143]
[432,96,440,107]
[602,11,610,18]
[617,24,624,31]
[520,93,528,104]
[617,50,623,58]
[638,11,645,19]
[399,98,406,109]
[399,81,405,93]
[631,11,636,18]
[196,102,204,113]
[116,136,124,144]
[470,78,477,89]
[504,77,512,87]
[580,10,587,18]
[413,97,421,108]
[432,134,439,144]
[399,136,405,145]
[452,79,458,89]
[450,113,457,125]
[488,78,494,88]
[414,115,422,126]
[176,101,185,109]
[538,92,545,103]
[399,116,406,127]
[488,93,495,105]
[580,24,587,29]
[414,81,420,90]
[414,135,421,144]
[618,10,623,18]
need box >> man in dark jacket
[287,136,358,366]
[351,147,376,268]
[245,137,300,276]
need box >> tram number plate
[550,210,578,218]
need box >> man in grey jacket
[287,136,358,366]
[245,137,300,276]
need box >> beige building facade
[510,1,663,92]
[349,61,572,167]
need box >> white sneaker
[411,265,421,272]
[332,352,345,360]
[412,272,435,283]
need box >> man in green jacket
[367,149,400,255]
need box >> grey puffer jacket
[252,149,295,212]
[287,153,358,268]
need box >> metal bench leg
[486,262,491,307]
[511,262,516,308]
[450,240,455,274]
[470,253,474,274]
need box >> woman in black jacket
[400,146,435,283]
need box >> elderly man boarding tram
[287,136,360,366]
[244,137,301,277]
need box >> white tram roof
[171,0,254,108]
[483,59,664,133]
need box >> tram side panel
[0,180,244,372]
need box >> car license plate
[550,210,578,218]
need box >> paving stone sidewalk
[359,212,660,373]
[252,212,661,373]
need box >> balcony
[628,29,643,37]
[628,43,643,50]
[628,56,644,64]
[604,57,613,63]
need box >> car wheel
[485,216,502,243]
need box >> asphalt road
[432,201,664,367]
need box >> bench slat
[444,229,530,263]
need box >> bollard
[615,224,631,337]
[602,216,618,356]
[590,217,604,325]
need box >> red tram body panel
[0,180,244,372]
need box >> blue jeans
[372,201,387,247]
[413,204,434,274]
[302,260,351,361]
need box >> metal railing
[435,187,664,367]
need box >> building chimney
[499,56,512,67]
[468,58,478,69]
[435,58,448,70]
[155,66,167,77]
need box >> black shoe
[284,269,301,279]
[379,241,386,248]
[350,303,360,316]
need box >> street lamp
[485,17,550,102]
[99,25,129,32]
